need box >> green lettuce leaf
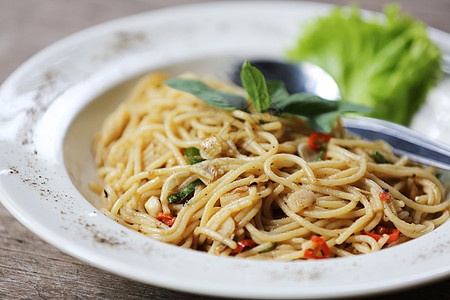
[287,4,442,125]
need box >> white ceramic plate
[1,1,449,299]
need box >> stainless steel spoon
[230,59,450,170]
[230,59,341,100]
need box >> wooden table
[1,0,449,299]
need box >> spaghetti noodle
[91,72,449,260]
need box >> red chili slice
[363,226,400,243]
[304,235,331,259]
[385,229,400,243]
[155,212,176,226]
[364,231,382,242]
[379,188,391,201]
[233,239,257,254]
[308,133,332,150]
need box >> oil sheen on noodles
[91,72,449,260]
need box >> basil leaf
[337,101,374,114]
[164,78,248,111]
[307,101,374,132]
[278,93,339,117]
[313,111,341,133]
[278,93,373,132]
[165,63,372,135]
[267,80,289,113]
[185,147,205,165]
[267,81,289,102]
[314,101,373,133]
[240,61,271,112]
[285,111,338,133]
[287,114,329,133]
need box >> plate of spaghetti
[0,1,449,299]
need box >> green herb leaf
[168,179,204,204]
[317,142,328,161]
[240,61,271,112]
[372,150,392,164]
[267,81,289,106]
[338,101,374,114]
[258,242,278,253]
[164,78,248,111]
[185,147,205,165]
[279,94,373,132]
[313,111,341,133]
[277,93,338,117]
[166,62,372,134]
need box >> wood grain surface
[1,1,449,299]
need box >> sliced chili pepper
[363,226,400,243]
[375,226,400,243]
[385,229,400,243]
[308,133,332,150]
[304,235,331,259]
[364,231,382,241]
[379,188,391,201]
[376,226,389,235]
[233,239,257,254]
[155,212,176,226]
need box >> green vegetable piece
[240,61,271,113]
[311,102,372,133]
[165,61,372,134]
[266,80,289,112]
[311,111,341,133]
[185,147,205,165]
[164,78,248,111]
[168,179,204,204]
[258,242,278,253]
[278,94,371,133]
[287,4,442,125]
[372,150,392,164]
[317,143,328,161]
[337,101,374,115]
[277,93,338,117]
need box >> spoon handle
[342,117,450,171]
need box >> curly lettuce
[287,4,443,125]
